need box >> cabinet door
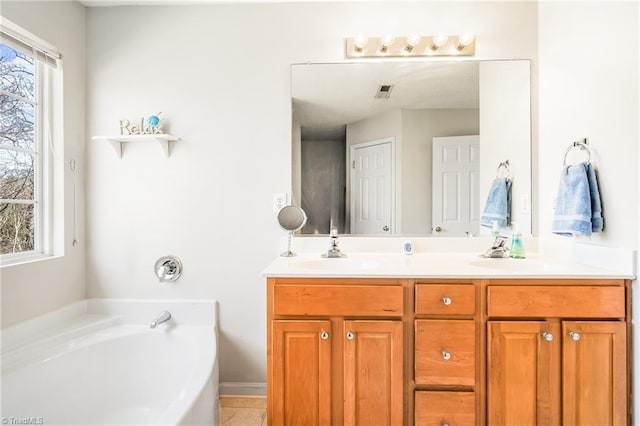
[487,321,561,426]
[272,320,332,426]
[343,320,403,426]
[562,321,627,426]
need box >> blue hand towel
[586,163,603,232]
[552,162,603,236]
[480,177,512,228]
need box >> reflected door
[432,135,480,236]
[350,139,393,235]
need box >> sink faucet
[150,310,172,328]
[482,236,509,258]
[322,229,347,258]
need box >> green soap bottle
[509,222,526,259]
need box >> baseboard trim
[220,382,266,396]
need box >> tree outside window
[0,43,37,255]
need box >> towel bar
[563,138,590,167]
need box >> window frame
[1,42,54,262]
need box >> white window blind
[1,20,61,68]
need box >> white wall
[538,1,639,248]
[0,1,86,328]
[86,2,538,385]
[479,60,531,235]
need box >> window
[1,22,60,260]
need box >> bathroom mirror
[277,205,307,257]
[292,60,531,236]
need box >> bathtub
[1,299,219,425]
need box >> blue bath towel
[552,162,603,236]
[480,177,512,228]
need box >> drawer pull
[568,331,581,341]
[442,297,452,306]
[441,350,451,361]
[346,330,355,340]
[320,331,329,340]
[542,332,554,342]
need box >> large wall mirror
[292,60,531,237]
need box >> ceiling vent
[375,84,394,99]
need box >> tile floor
[220,396,266,426]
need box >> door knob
[382,225,389,232]
[434,226,442,232]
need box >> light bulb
[381,34,395,47]
[431,34,449,50]
[354,35,368,53]
[404,34,421,53]
[457,33,475,48]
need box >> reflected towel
[552,162,603,236]
[480,177,512,228]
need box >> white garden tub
[1,299,219,425]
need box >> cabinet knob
[382,225,390,232]
[320,331,329,340]
[441,422,449,426]
[434,226,442,233]
[568,331,581,341]
[442,297,452,306]
[441,350,451,361]
[541,332,554,342]
[346,330,355,340]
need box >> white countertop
[262,252,634,279]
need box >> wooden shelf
[92,134,180,158]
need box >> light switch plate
[273,193,288,213]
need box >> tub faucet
[322,229,346,258]
[150,310,172,328]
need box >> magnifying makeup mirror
[277,205,307,257]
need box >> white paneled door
[432,135,480,236]
[351,139,394,235]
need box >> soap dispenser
[509,222,526,259]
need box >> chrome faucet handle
[154,256,182,283]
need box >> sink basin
[291,258,381,271]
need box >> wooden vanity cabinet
[267,277,631,426]
[487,281,629,426]
[267,278,405,426]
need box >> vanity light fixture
[345,34,475,58]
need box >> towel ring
[563,139,590,167]
[496,161,510,179]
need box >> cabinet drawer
[273,284,403,316]
[415,391,475,426]
[415,320,476,386]
[415,284,475,315]
[487,285,625,318]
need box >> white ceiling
[292,61,479,140]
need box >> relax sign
[119,116,163,135]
